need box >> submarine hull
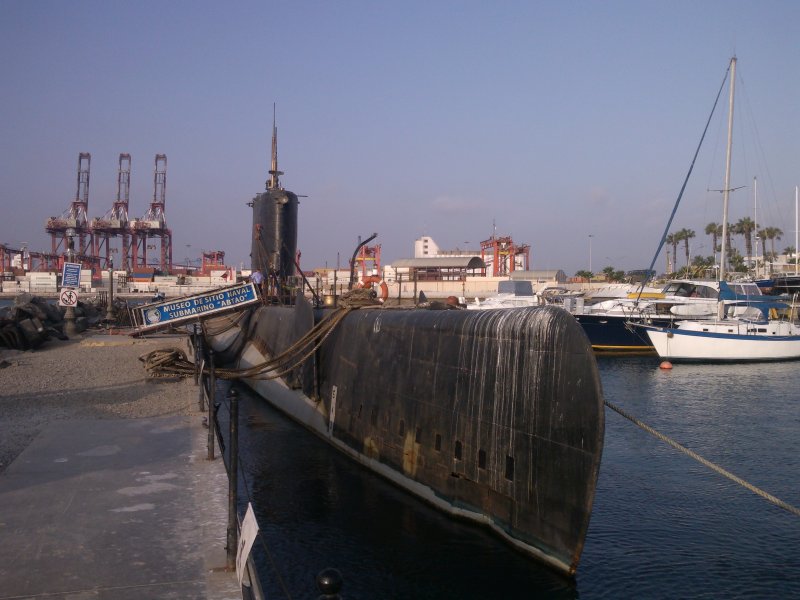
[208,300,604,575]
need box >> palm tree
[725,222,735,255]
[705,222,721,255]
[678,228,695,268]
[600,266,625,282]
[666,232,679,274]
[734,217,756,264]
[575,269,593,281]
[729,248,746,272]
[762,226,783,256]
[783,246,796,264]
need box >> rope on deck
[604,399,800,518]
[139,288,385,382]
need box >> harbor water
[198,357,797,597]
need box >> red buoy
[659,361,673,370]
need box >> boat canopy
[392,256,486,269]
[497,280,535,296]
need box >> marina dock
[0,334,242,599]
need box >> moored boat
[641,57,800,363]
[570,279,772,354]
[465,279,541,309]
[639,311,800,362]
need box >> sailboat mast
[719,56,736,282]
[754,176,759,277]
[795,185,798,276]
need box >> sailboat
[638,57,800,362]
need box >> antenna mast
[268,104,283,190]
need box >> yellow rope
[140,305,356,381]
[605,399,800,517]
[202,310,248,336]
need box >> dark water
[216,357,800,599]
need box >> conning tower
[250,109,299,301]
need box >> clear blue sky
[2,1,799,276]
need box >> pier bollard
[207,349,216,460]
[316,568,343,599]
[64,305,77,337]
[226,388,239,570]
[105,266,115,323]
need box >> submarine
[202,123,605,576]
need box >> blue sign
[135,283,259,331]
[61,262,82,289]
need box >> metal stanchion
[105,264,115,323]
[193,324,200,386]
[226,388,239,570]
[207,349,216,460]
[197,331,205,411]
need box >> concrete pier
[0,334,242,599]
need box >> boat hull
[574,314,671,354]
[642,323,800,362]
[206,302,605,576]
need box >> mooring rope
[244,306,353,381]
[202,310,248,337]
[142,339,800,518]
[604,399,800,517]
[139,287,386,382]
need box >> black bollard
[207,349,216,460]
[226,388,239,570]
[316,568,343,599]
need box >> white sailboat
[640,56,800,362]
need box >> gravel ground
[0,331,200,473]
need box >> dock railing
[192,328,345,599]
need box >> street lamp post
[588,235,594,274]
[63,230,78,337]
[106,258,115,323]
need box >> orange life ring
[357,275,389,303]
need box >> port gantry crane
[480,234,531,277]
[130,154,172,273]
[0,243,59,273]
[90,153,132,272]
[45,152,98,270]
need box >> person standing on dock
[250,270,265,296]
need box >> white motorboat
[466,280,541,310]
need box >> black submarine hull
[208,300,604,575]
